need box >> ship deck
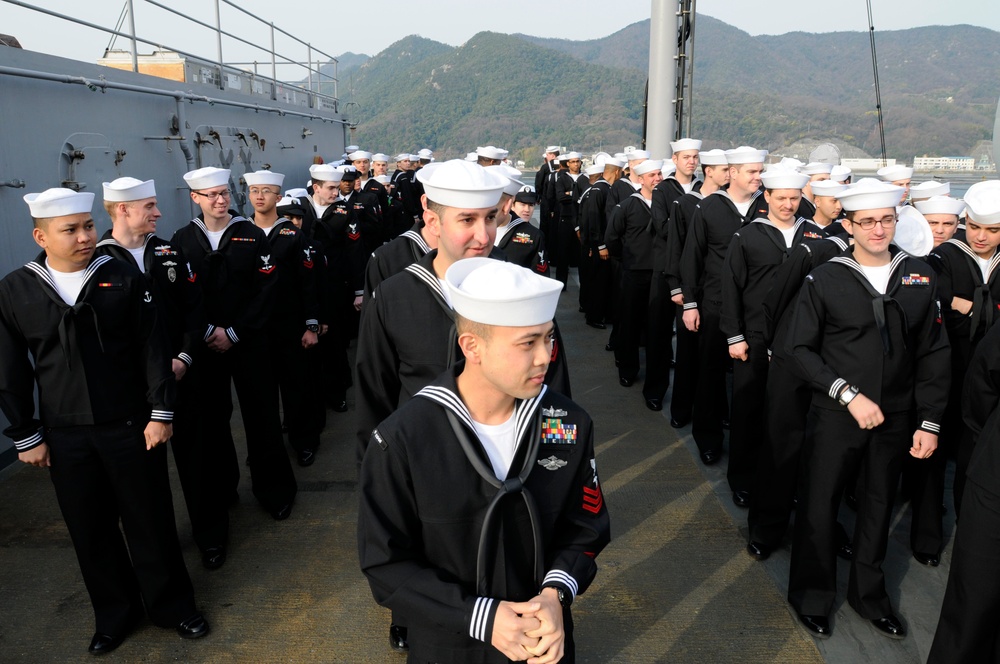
[0,268,953,663]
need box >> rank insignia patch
[543,418,577,444]
[901,274,930,286]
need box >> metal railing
[2,0,339,109]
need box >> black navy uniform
[786,246,950,620]
[171,215,297,519]
[495,217,549,276]
[680,190,768,456]
[554,170,583,286]
[605,193,657,397]
[928,321,1000,663]
[358,366,611,664]
[0,252,198,637]
[363,223,432,300]
[578,179,613,327]
[254,216,325,456]
[720,216,821,495]
[665,190,704,424]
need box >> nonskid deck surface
[0,267,950,663]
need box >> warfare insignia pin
[538,455,568,471]
[167,267,177,283]
[542,406,568,417]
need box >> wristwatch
[837,385,860,406]
[306,324,320,333]
[543,585,570,607]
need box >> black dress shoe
[797,613,832,639]
[330,399,348,413]
[732,490,751,508]
[913,551,940,567]
[176,614,210,639]
[836,541,855,561]
[202,545,226,570]
[270,503,293,521]
[870,614,906,639]
[389,623,409,652]
[619,376,634,387]
[645,398,663,411]
[586,321,607,329]
[700,450,721,465]
[88,632,126,655]
[604,342,614,352]
[297,448,316,467]
[670,416,690,429]
[746,540,772,561]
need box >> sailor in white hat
[4,187,209,651]
[578,157,625,331]
[172,166,298,532]
[680,146,768,466]
[786,178,949,641]
[637,139,704,413]
[307,163,344,220]
[910,180,950,204]
[487,165,548,276]
[354,160,568,653]
[722,168,817,511]
[358,257,609,664]
[605,159,664,402]
[475,145,509,167]
[371,153,390,178]
[809,180,848,229]
[831,164,852,184]
[915,195,964,247]
[925,181,1000,524]
[535,145,562,251]
[244,170,325,468]
[876,164,914,204]
[349,150,390,222]
[663,148,730,428]
[552,152,585,288]
[797,162,834,219]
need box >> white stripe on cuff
[469,596,494,642]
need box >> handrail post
[270,22,277,101]
[126,0,138,72]
[214,0,224,90]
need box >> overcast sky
[4,0,998,68]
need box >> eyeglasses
[851,215,897,230]
[248,187,278,196]
[194,190,231,201]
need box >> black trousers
[199,337,297,512]
[171,363,231,553]
[928,480,1000,664]
[669,308,698,423]
[555,215,581,286]
[690,304,728,455]
[727,333,769,493]
[788,407,909,618]
[46,419,197,635]
[614,269,651,383]
[748,355,812,547]
[644,272,674,402]
[275,330,326,453]
[584,249,612,325]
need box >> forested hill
[317,17,999,164]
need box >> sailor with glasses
[170,167,298,569]
[785,179,950,641]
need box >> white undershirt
[778,226,797,248]
[437,278,453,307]
[568,173,582,182]
[312,200,329,218]
[681,181,695,194]
[472,410,517,480]
[260,225,274,236]
[859,262,893,295]
[977,255,992,282]
[204,228,226,251]
[733,199,753,217]
[45,259,87,305]
[127,246,146,273]
[496,223,512,244]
